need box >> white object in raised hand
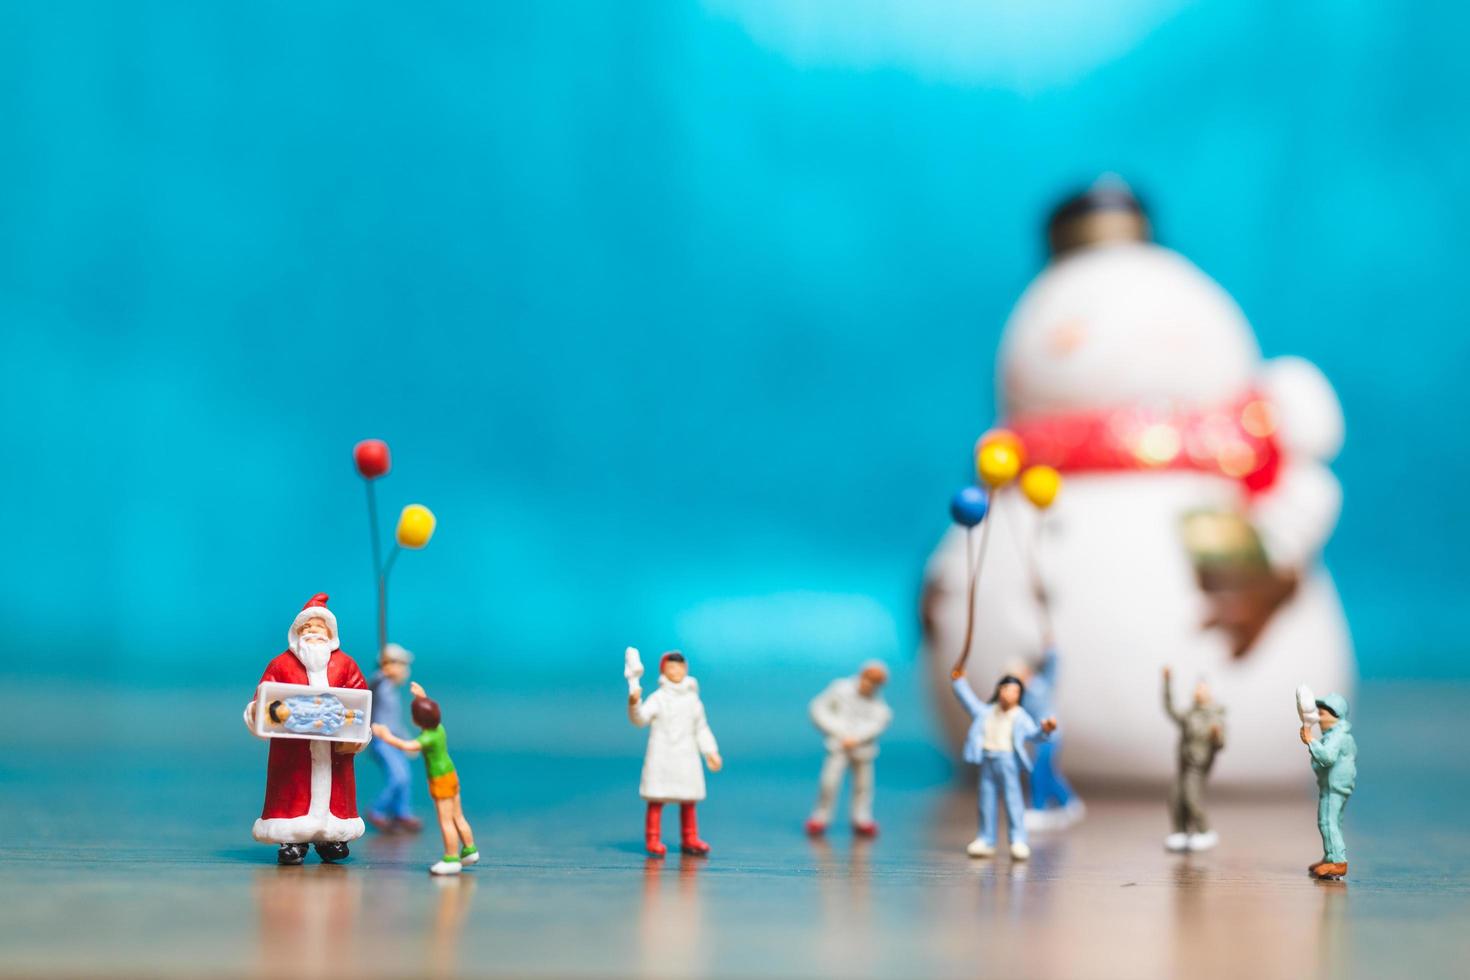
[1296,685,1320,727]
[624,646,645,695]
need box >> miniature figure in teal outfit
[951,670,1057,860]
[1299,691,1355,880]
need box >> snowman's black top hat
[1047,176,1151,258]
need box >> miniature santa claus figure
[625,648,722,857]
[243,593,370,864]
[923,180,1353,788]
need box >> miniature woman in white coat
[626,649,723,856]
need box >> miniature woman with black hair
[373,682,478,875]
[950,668,1058,860]
[625,648,723,856]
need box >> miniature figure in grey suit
[951,670,1057,860]
[1162,665,1226,852]
[1299,689,1355,879]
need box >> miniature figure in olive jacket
[1162,666,1226,852]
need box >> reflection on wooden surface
[253,866,364,980]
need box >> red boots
[645,802,666,857]
[679,803,710,855]
[645,802,711,856]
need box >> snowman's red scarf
[1006,390,1282,495]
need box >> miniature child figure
[805,661,893,838]
[1019,644,1084,831]
[1299,689,1356,880]
[366,643,422,833]
[626,648,723,857]
[264,694,364,735]
[950,669,1057,860]
[1162,665,1226,852]
[242,593,370,866]
[372,681,478,875]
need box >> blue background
[2,0,1465,691]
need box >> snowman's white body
[925,242,1354,789]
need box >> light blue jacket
[1308,693,1356,796]
[952,677,1052,770]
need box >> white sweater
[809,677,892,761]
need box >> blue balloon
[949,486,989,527]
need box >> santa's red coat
[251,650,368,844]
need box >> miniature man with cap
[625,647,722,856]
[951,669,1057,860]
[1162,665,1226,852]
[365,642,422,833]
[805,661,892,837]
[243,593,370,865]
[1299,689,1356,879]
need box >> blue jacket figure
[1020,647,1084,831]
[1301,692,1356,879]
[952,671,1057,860]
[366,643,422,833]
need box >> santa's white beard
[296,637,332,675]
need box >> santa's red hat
[288,592,341,654]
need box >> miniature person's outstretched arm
[1037,647,1059,689]
[371,723,422,755]
[1019,709,1057,744]
[695,704,722,771]
[951,676,986,719]
[628,690,658,728]
[1162,667,1183,724]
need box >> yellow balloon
[976,443,1021,488]
[977,428,1026,467]
[1020,465,1062,509]
[396,504,436,549]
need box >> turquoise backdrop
[2,1,1465,687]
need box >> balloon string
[379,543,401,654]
[366,480,386,657]
[1030,513,1054,644]
[952,500,997,676]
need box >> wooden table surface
[0,681,1465,978]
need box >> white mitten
[624,646,644,695]
[1296,685,1320,728]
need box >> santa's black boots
[315,841,350,863]
[277,843,308,866]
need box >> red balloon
[353,439,391,479]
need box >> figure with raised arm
[625,647,722,857]
[950,669,1057,860]
[1162,665,1226,852]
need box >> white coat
[809,677,892,762]
[629,675,719,802]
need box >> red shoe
[645,802,667,858]
[366,814,394,833]
[393,816,424,833]
[852,821,879,838]
[805,819,828,837]
[679,802,711,856]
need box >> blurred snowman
[923,180,1353,788]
